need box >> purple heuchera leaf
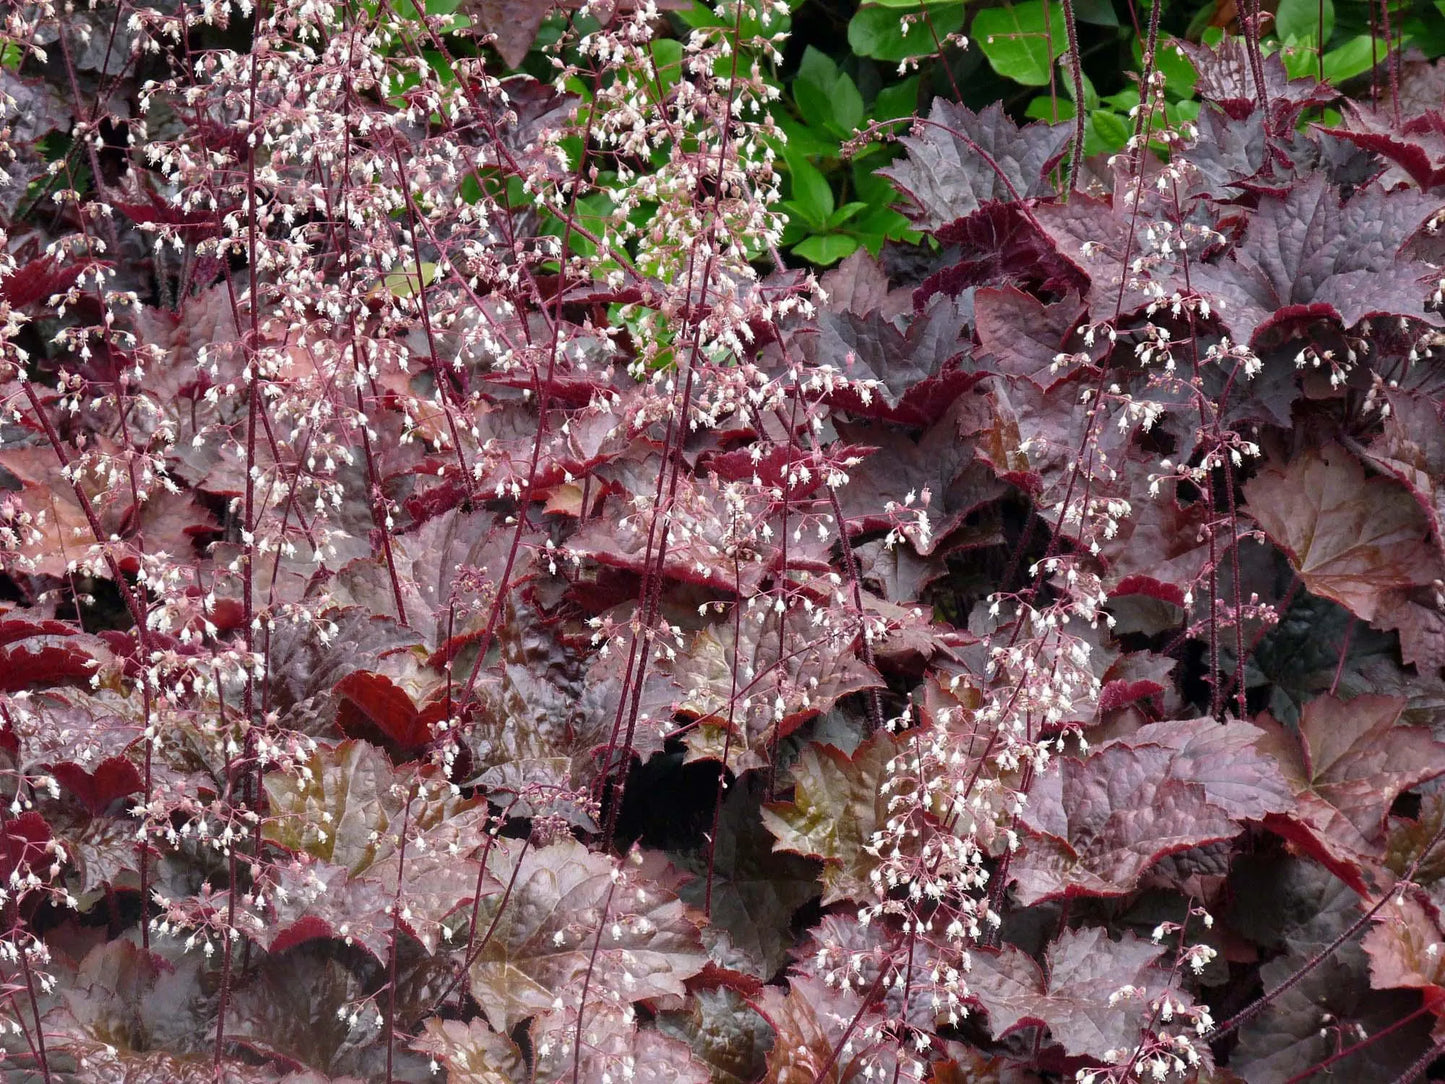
[1186,107,1271,197]
[922,202,1087,302]
[879,100,1068,230]
[1233,940,1432,1082]
[1012,718,1294,904]
[1191,176,1443,345]
[669,777,822,979]
[1363,893,1445,1000]
[968,927,1174,1060]
[1177,36,1336,127]
[973,287,1088,390]
[803,292,984,427]
[1243,443,1443,623]
[835,397,1008,555]
[755,974,899,1084]
[666,607,881,773]
[1030,193,1178,318]
[817,249,910,319]
[261,741,493,955]
[465,837,706,1032]
[1253,694,1445,891]
[1330,105,1445,192]
[761,731,911,906]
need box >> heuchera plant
[3,0,1445,1081]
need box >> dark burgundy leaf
[1330,105,1445,192]
[880,100,1068,230]
[0,812,53,887]
[1361,386,1445,557]
[567,468,776,594]
[1191,177,1443,345]
[670,775,821,978]
[1178,36,1336,127]
[853,535,957,604]
[0,621,110,693]
[835,397,1008,556]
[413,1017,529,1080]
[656,987,773,1084]
[803,292,984,427]
[262,741,492,955]
[704,441,877,502]
[333,670,436,757]
[1030,193,1179,318]
[667,607,881,774]
[1244,443,1443,622]
[260,609,422,727]
[1254,694,1445,890]
[0,445,98,580]
[465,601,666,789]
[51,756,143,817]
[0,256,88,311]
[228,944,436,1079]
[968,927,1172,1060]
[1012,719,1294,904]
[1231,876,1433,1083]
[973,288,1087,390]
[111,176,227,243]
[465,836,706,1032]
[1391,58,1445,121]
[926,202,1087,302]
[1098,477,1217,611]
[267,913,338,956]
[1186,107,1271,197]
[1097,652,1177,715]
[818,249,910,319]
[1363,892,1445,995]
[465,0,551,69]
[754,974,899,1084]
[761,731,911,906]
[42,941,224,1078]
[961,370,1135,542]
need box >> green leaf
[829,71,866,137]
[1277,40,1317,80]
[773,115,837,158]
[1133,36,1199,100]
[1072,0,1118,25]
[1090,108,1132,154]
[853,203,916,246]
[1064,69,1099,109]
[1101,86,1139,113]
[375,261,438,299]
[782,147,834,226]
[1276,0,1334,46]
[873,74,921,122]
[1025,98,1129,157]
[972,1,1069,86]
[1026,93,1071,123]
[676,0,790,37]
[1321,34,1378,83]
[827,201,871,228]
[793,46,839,130]
[649,37,685,94]
[793,46,865,138]
[848,3,968,62]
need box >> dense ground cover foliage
[4,0,1445,1081]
